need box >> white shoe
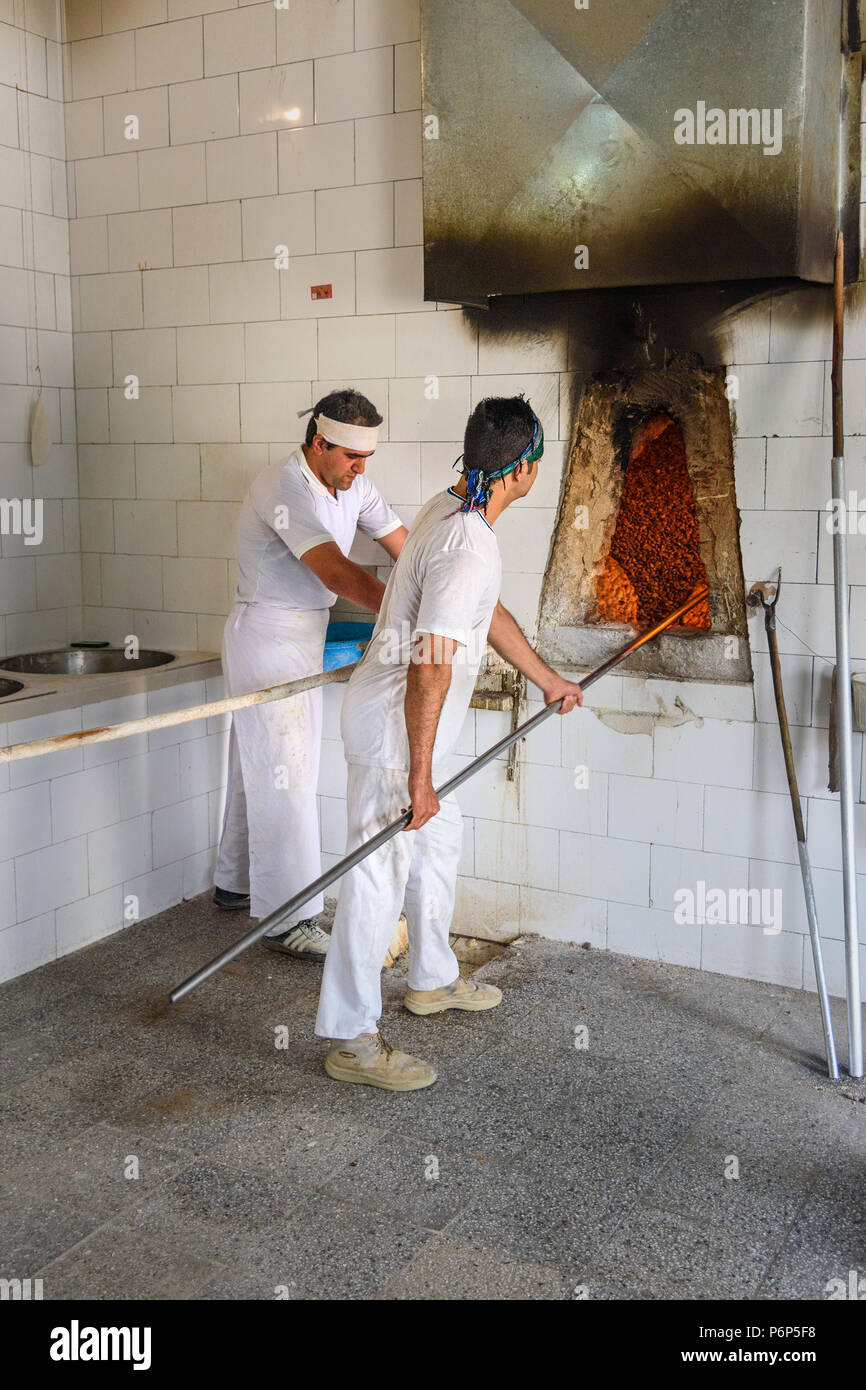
[263,918,330,961]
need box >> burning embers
[536,361,750,683]
[594,413,710,631]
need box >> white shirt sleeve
[414,547,491,647]
[355,475,402,540]
[260,477,334,560]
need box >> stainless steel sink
[0,649,175,676]
[0,678,24,697]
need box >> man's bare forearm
[302,542,386,611]
[487,601,557,691]
[405,658,452,779]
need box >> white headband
[314,414,379,451]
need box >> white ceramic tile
[519,884,607,947]
[244,318,316,381]
[69,214,109,274]
[123,859,183,916]
[206,130,276,201]
[704,785,798,864]
[356,245,424,314]
[163,555,230,612]
[117,745,180,817]
[176,500,237,557]
[318,314,394,379]
[314,45,392,123]
[607,773,703,849]
[0,912,57,983]
[204,2,274,77]
[277,120,353,193]
[355,0,418,47]
[172,383,240,441]
[135,16,203,87]
[388,374,470,442]
[0,782,51,858]
[355,111,420,184]
[112,327,177,386]
[240,379,309,441]
[102,552,163,607]
[172,199,242,264]
[103,84,169,154]
[241,189,314,259]
[55,885,123,954]
[177,322,244,383]
[607,901,701,969]
[394,38,420,109]
[315,182,392,254]
[274,0,353,64]
[169,72,238,143]
[238,60,312,134]
[16,835,89,916]
[75,152,139,216]
[51,762,120,840]
[139,140,206,208]
[78,442,136,498]
[113,498,177,554]
[209,258,280,321]
[69,32,136,100]
[143,265,210,326]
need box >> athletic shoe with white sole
[324,1032,437,1091]
[403,975,502,1016]
[263,918,330,961]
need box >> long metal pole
[831,230,862,1077]
[169,585,708,1003]
[0,661,360,764]
[759,596,839,1078]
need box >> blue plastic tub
[323,621,374,673]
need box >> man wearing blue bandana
[316,396,584,1090]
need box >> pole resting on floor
[748,572,839,1081]
[169,586,707,1005]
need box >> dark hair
[463,396,537,474]
[304,388,383,448]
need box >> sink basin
[0,649,175,676]
[0,678,24,697]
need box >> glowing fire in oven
[595,412,710,630]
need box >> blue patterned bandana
[455,412,544,515]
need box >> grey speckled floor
[0,891,863,1301]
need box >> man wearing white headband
[213,389,408,962]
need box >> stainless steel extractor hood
[421,0,861,303]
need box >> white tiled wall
[0,0,79,660]
[1,0,866,1006]
[0,675,226,981]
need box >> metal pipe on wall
[830,230,862,1078]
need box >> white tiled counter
[0,655,225,982]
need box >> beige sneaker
[403,975,503,1016]
[324,1031,437,1091]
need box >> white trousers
[315,762,462,1040]
[215,601,328,924]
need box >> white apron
[215,601,329,924]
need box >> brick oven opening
[594,413,711,632]
[536,359,751,684]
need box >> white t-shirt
[235,451,401,609]
[342,487,502,773]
